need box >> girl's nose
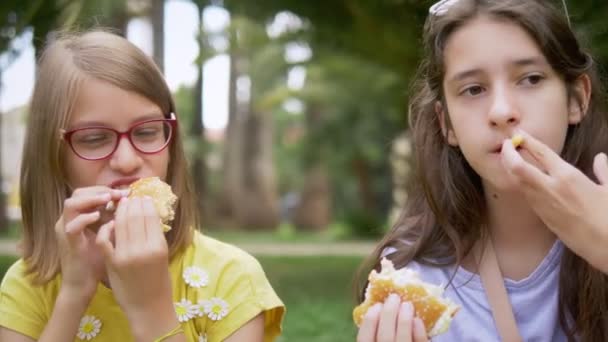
[488,87,520,128]
[109,136,142,174]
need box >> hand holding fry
[501,130,608,273]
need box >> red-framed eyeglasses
[60,113,177,161]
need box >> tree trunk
[293,165,331,230]
[190,7,207,221]
[237,107,279,230]
[151,0,164,72]
[0,70,7,232]
[218,50,242,222]
[293,105,332,230]
[352,156,375,211]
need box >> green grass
[2,220,375,243]
[258,256,362,342]
[0,254,362,341]
[205,222,372,244]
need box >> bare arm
[224,313,265,342]
[36,290,91,342]
[0,328,36,342]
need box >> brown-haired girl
[356,0,608,341]
[0,30,284,342]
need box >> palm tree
[190,0,212,219]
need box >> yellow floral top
[0,232,285,342]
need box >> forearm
[38,290,91,342]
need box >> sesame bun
[353,258,459,337]
[128,177,177,232]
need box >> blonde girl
[0,30,284,342]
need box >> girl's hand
[357,294,429,342]
[55,187,126,302]
[501,130,608,274]
[96,196,178,340]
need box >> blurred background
[0,0,607,340]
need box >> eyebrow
[70,112,165,129]
[446,56,548,85]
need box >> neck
[465,185,557,281]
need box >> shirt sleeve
[207,252,285,342]
[0,260,49,339]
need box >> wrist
[56,287,93,316]
[128,302,180,342]
[57,286,96,310]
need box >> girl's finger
[593,153,608,185]
[63,211,100,242]
[71,186,120,198]
[501,138,550,190]
[126,197,146,247]
[377,294,401,341]
[113,197,129,251]
[515,130,565,176]
[357,304,382,342]
[96,220,116,259]
[142,196,163,245]
[63,193,112,219]
[412,318,429,342]
[395,302,414,342]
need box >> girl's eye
[461,85,484,97]
[520,74,544,86]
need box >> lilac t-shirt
[404,241,567,341]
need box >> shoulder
[0,259,41,292]
[173,231,273,292]
[0,259,58,340]
[1,258,59,298]
[190,232,265,272]
[1,258,27,284]
[406,259,457,286]
[170,232,284,342]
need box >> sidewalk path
[0,239,376,257]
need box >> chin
[479,170,520,194]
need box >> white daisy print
[198,333,208,342]
[183,266,209,288]
[77,315,102,340]
[174,299,197,322]
[192,299,207,317]
[203,297,230,321]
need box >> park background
[1,1,607,341]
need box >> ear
[436,101,458,146]
[568,73,592,124]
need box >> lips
[109,177,140,189]
[491,142,522,154]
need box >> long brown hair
[20,30,200,284]
[357,1,608,340]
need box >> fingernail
[105,201,116,211]
[387,293,401,305]
[119,189,130,197]
[100,193,111,201]
[365,303,382,319]
[401,301,414,317]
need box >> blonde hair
[20,30,199,284]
